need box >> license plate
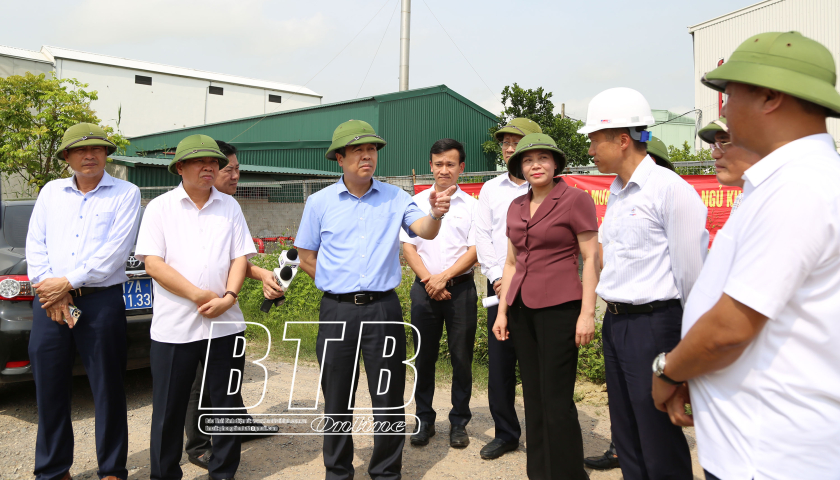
[123,278,153,310]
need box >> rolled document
[482,295,500,308]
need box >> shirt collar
[742,134,836,192]
[62,171,115,194]
[337,175,381,199]
[499,172,529,189]
[610,155,655,194]
[173,183,223,209]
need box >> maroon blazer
[505,179,598,309]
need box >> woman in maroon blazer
[492,133,600,480]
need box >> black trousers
[29,287,128,480]
[409,277,477,426]
[508,298,587,480]
[485,280,521,442]
[602,303,692,480]
[184,363,213,457]
[150,333,246,480]
[317,291,406,480]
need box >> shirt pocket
[91,211,115,241]
[615,217,651,259]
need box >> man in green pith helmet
[27,122,141,480]
[697,117,760,213]
[294,119,456,479]
[647,136,676,171]
[474,117,542,459]
[136,134,256,480]
[652,31,840,480]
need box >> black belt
[605,299,681,315]
[323,290,394,305]
[415,270,474,288]
[68,284,121,298]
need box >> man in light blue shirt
[26,123,140,480]
[295,119,455,480]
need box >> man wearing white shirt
[401,139,478,449]
[578,87,707,480]
[27,123,140,480]
[652,32,840,480]
[474,117,541,459]
[136,134,257,480]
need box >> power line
[357,0,400,98]
[420,0,500,103]
[302,0,393,87]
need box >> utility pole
[399,0,411,91]
[561,103,565,119]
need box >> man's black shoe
[583,449,620,470]
[479,438,519,459]
[241,422,278,442]
[187,452,210,470]
[410,421,435,446]
[449,425,470,448]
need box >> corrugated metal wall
[691,0,840,150]
[126,85,497,178]
[127,165,181,187]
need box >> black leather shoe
[480,438,519,459]
[583,449,620,470]
[449,424,470,448]
[187,451,210,470]
[410,421,435,446]
[241,422,278,443]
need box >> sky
[1,0,759,120]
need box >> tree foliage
[482,83,592,169]
[0,72,128,192]
[668,141,715,175]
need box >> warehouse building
[689,0,840,151]
[125,84,499,179]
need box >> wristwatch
[652,352,682,385]
[224,291,239,301]
[429,211,445,221]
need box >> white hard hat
[577,87,655,135]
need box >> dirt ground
[0,358,704,479]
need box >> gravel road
[0,357,704,479]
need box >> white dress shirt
[135,185,256,344]
[598,156,708,304]
[399,185,476,276]
[475,173,530,282]
[683,134,840,480]
[26,172,140,288]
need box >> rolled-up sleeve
[294,196,322,251]
[662,182,709,303]
[231,203,257,260]
[401,191,425,238]
[26,186,54,284]
[475,184,500,280]
[64,187,141,288]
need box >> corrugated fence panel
[127,165,181,187]
[691,0,840,150]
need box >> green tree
[482,83,591,169]
[668,141,715,175]
[0,72,128,192]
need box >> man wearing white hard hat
[578,87,708,480]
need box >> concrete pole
[399,0,411,91]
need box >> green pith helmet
[168,134,228,174]
[507,133,567,180]
[698,117,729,144]
[54,122,117,161]
[325,119,386,160]
[494,117,543,142]
[702,31,840,117]
[646,136,675,171]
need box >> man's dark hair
[795,97,831,117]
[334,147,346,158]
[603,128,647,154]
[429,138,466,164]
[216,140,237,157]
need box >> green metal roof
[109,155,339,176]
[125,85,499,176]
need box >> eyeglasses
[499,141,519,149]
[710,141,732,153]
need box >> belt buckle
[607,302,619,315]
[72,288,83,298]
[354,293,367,305]
[446,279,455,288]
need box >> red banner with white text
[414,175,741,246]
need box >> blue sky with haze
[2,0,757,119]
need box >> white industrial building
[0,44,322,138]
[689,0,840,151]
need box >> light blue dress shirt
[26,172,141,288]
[294,177,426,294]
